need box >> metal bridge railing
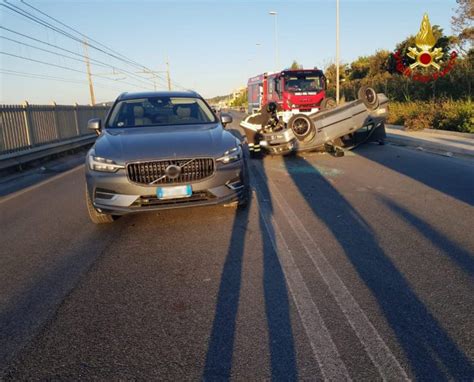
[0,102,109,156]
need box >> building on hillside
[231,87,246,102]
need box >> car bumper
[86,160,247,215]
[261,140,296,155]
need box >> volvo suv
[85,91,249,224]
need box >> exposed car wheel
[85,186,115,224]
[358,86,379,110]
[320,97,337,110]
[288,114,316,142]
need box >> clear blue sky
[0,0,458,104]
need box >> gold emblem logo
[407,13,444,70]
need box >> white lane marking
[251,172,352,381]
[254,162,409,381]
[0,165,84,204]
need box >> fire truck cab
[247,68,326,117]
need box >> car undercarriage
[240,86,389,157]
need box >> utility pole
[83,40,96,105]
[166,59,171,91]
[336,0,340,105]
[137,61,170,91]
[269,11,279,70]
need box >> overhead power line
[1,51,87,74]
[1,0,188,94]
[20,0,145,68]
[0,69,124,92]
[0,35,110,69]
[0,51,154,91]
[0,26,167,89]
[2,1,169,86]
[8,0,187,90]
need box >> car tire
[85,185,115,224]
[357,86,379,110]
[288,114,316,142]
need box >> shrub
[433,100,474,133]
[388,100,473,133]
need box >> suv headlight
[88,150,124,172]
[216,146,242,164]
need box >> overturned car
[240,87,388,157]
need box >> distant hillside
[206,94,230,104]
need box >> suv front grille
[127,158,215,185]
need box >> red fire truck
[247,68,327,115]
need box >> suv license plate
[157,185,192,200]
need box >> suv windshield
[284,75,324,93]
[107,96,217,128]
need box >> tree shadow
[283,155,474,380]
[355,144,474,206]
[203,157,297,381]
[379,196,474,278]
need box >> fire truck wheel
[320,97,337,110]
[288,114,316,142]
[358,86,379,110]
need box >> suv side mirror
[88,118,102,135]
[220,113,232,127]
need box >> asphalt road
[1,113,473,381]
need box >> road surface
[1,112,473,380]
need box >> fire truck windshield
[284,75,323,93]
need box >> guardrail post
[22,101,34,147]
[73,103,80,136]
[51,101,60,140]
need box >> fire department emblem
[407,14,443,70]
[392,13,457,82]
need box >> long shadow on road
[355,144,474,206]
[283,155,474,380]
[203,158,297,381]
[379,196,474,278]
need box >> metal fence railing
[0,103,109,156]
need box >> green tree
[349,56,370,80]
[324,62,349,98]
[230,89,248,107]
[451,0,474,53]
[368,50,391,76]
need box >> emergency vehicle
[247,68,327,117]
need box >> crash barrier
[0,103,109,156]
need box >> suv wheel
[85,186,115,224]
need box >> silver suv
[85,91,249,224]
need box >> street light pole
[269,11,279,70]
[336,0,340,104]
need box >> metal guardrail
[0,103,109,170]
[0,103,109,156]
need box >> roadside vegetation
[230,90,247,108]
[388,100,473,133]
[324,0,473,133]
[210,2,472,132]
